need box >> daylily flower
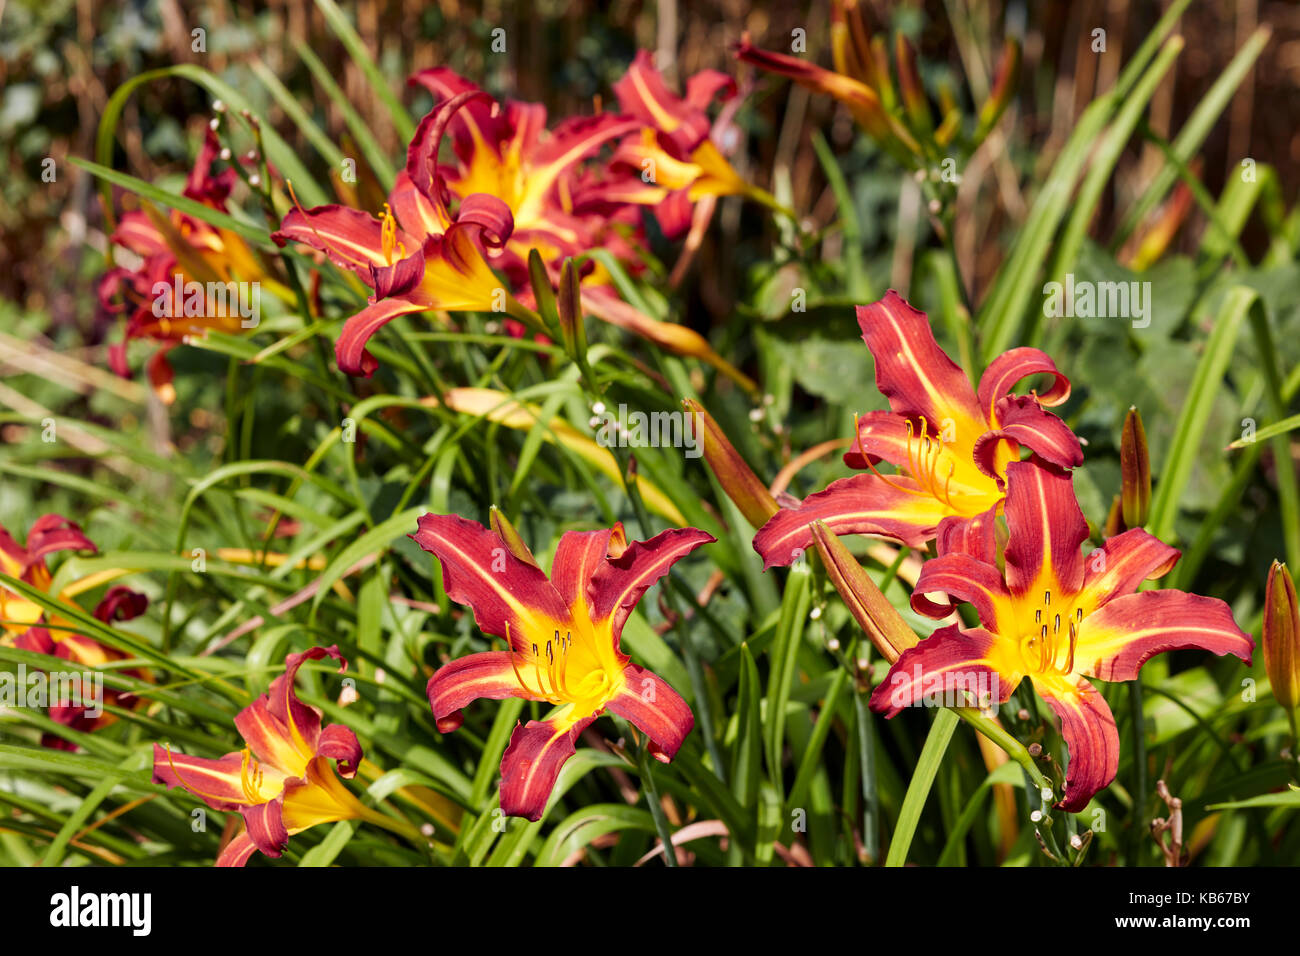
[152,646,372,866]
[871,459,1253,811]
[0,514,97,640]
[16,587,150,751]
[416,512,712,821]
[274,90,516,377]
[1,515,150,748]
[754,290,1081,567]
[608,51,780,238]
[409,68,640,269]
[97,130,274,402]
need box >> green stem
[638,746,678,867]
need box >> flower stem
[637,746,678,867]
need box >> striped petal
[316,724,362,779]
[869,625,1012,718]
[588,527,714,641]
[1002,460,1088,601]
[1031,672,1118,812]
[24,515,98,564]
[1074,590,1254,683]
[911,552,1013,632]
[604,662,694,761]
[612,50,712,152]
[1079,529,1180,612]
[410,513,570,649]
[426,650,537,733]
[856,292,985,437]
[527,113,641,200]
[335,293,431,377]
[551,528,615,612]
[151,745,251,812]
[272,204,402,277]
[976,346,1071,420]
[239,796,290,859]
[753,473,960,569]
[935,505,999,563]
[974,395,1082,478]
[499,715,597,821]
[215,831,260,868]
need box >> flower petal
[215,830,260,868]
[239,796,290,859]
[410,513,570,649]
[335,293,432,377]
[934,505,999,563]
[272,204,400,277]
[976,346,1071,420]
[604,662,694,761]
[1032,672,1118,812]
[551,528,614,612]
[613,50,711,151]
[752,473,959,568]
[316,724,362,779]
[856,292,983,431]
[1002,459,1088,600]
[1074,590,1254,683]
[911,552,1013,631]
[868,625,1010,717]
[1079,528,1180,611]
[499,715,597,821]
[974,394,1082,478]
[426,650,537,733]
[25,515,97,565]
[92,585,148,623]
[527,113,641,199]
[588,527,714,639]
[151,744,250,811]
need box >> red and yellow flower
[151,645,374,866]
[606,50,780,237]
[97,130,276,402]
[409,68,639,271]
[274,90,516,376]
[872,459,1253,811]
[754,290,1081,567]
[416,512,712,821]
[1,515,150,748]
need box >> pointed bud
[830,0,878,88]
[894,32,933,138]
[1127,178,1195,271]
[1120,406,1151,530]
[557,258,587,363]
[810,522,918,664]
[682,399,778,529]
[489,506,540,569]
[1103,494,1124,539]
[527,249,562,341]
[974,38,1021,144]
[1264,561,1300,720]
